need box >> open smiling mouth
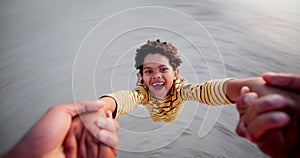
[152,82,165,90]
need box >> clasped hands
[236,72,300,158]
[3,100,119,158]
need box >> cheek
[166,81,173,89]
[165,73,176,82]
[165,74,175,88]
[142,76,150,85]
[164,76,173,86]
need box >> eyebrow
[143,64,167,70]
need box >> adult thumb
[262,72,300,92]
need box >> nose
[152,71,161,80]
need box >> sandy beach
[1,0,299,157]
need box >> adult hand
[64,110,119,158]
[236,72,300,158]
[262,72,300,93]
[2,100,119,158]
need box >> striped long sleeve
[103,77,234,122]
[181,78,234,105]
[104,84,149,118]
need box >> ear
[138,73,143,80]
[174,68,179,78]
[136,73,144,85]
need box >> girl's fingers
[240,86,251,96]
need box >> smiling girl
[98,39,267,123]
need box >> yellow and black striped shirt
[104,77,234,123]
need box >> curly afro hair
[135,39,182,75]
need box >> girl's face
[142,53,178,99]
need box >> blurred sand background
[1,0,300,157]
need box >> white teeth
[152,82,165,90]
[152,83,164,86]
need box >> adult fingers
[78,127,88,158]
[285,112,300,155]
[73,117,112,158]
[257,131,286,158]
[247,111,290,140]
[59,100,101,117]
[63,131,77,158]
[75,100,102,114]
[63,116,84,158]
[98,143,117,158]
[77,127,101,158]
[85,129,99,158]
[262,72,300,92]
[95,117,117,134]
[95,117,119,148]
[236,92,257,114]
[235,116,248,137]
[80,109,106,137]
[235,115,257,142]
[244,94,288,124]
[235,91,256,139]
[96,129,118,149]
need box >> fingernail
[248,135,257,143]
[245,134,252,141]
[275,112,290,125]
[241,86,250,95]
[106,111,112,118]
[97,100,104,108]
[244,94,257,104]
[268,95,284,107]
[264,72,276,76]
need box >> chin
[153,92,167,99]
[150,87,168,99]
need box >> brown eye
[160,67,168,72]
[144,69,152,74]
